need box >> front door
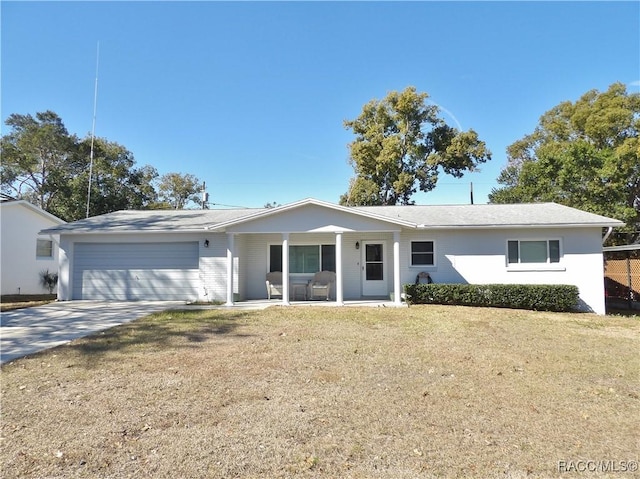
[362,241,387,296]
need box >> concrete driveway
[1,301,182,364]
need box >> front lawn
[0,294,56,312]
[1,306,638,478]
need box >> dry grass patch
[0,295,56,312]
[1,306,638,478]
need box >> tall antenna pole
[86,42,100,218]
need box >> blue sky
[2,1,638,208]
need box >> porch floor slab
[177,299,407,311]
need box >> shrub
[403,283,579,312]
[39,269,59,294]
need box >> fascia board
[206,197,417,231]
[39,228,208,235]
[417,222,624,229]
[603,244,640,252]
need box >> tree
[57,138,159,220]
[339,87,491,206]
[0,111,79,212]
[157,172,202,209]
[1,111,160,221]
[489,83,640,241]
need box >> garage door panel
[75,270,200,300]
[73,242,200,300]
[74,243,199,270]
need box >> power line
[209,201,251,209]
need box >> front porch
[221,231,405,307]
[200,200,421,307]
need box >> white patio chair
[309,271,335,300]
[266,271,283,300]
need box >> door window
[365,243,383,280]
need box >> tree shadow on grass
[66,309,257,367]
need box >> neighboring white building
[42,198,624,314]
[1,199,65,295]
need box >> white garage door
[73,242,200,300]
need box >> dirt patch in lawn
[1,294,56,312]
[1,306,638,478]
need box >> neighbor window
[507,240,560,264]
[36,239,53,258]
[269,244,336,273]
[411,241,435,266]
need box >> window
[290,245,319,273]
[365,243,384,280]
[507,240,560,264]
[36,239,53,258]
[269,244,336,273]
[321,245,336,272]
[411,241,434,266]
[269,244,282,272]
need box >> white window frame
[289,245,321,274]
[506,238,565,272]
[410,240,436,268]
[36,239,54,259]
[268,243,336,275]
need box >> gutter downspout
[602,227,613,245]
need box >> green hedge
[403,283,580,312]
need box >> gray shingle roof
[41,208,262,234]
[355,203,624,228]
[41,201,623,234]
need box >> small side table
[291,283,308,301]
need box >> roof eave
[40,228,208,235]
[603,244,640,252]
[417,222,625,229]
[206,197,418,231]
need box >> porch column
[393,231,402,305]
[226,233,235,306]
[282,233,290,305]
[58,237,72,301]
[335,232,344,305]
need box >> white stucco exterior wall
[199,233,246,303]
[1,202,64,295]
[199,232,232,302]
[399,227,607,314]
